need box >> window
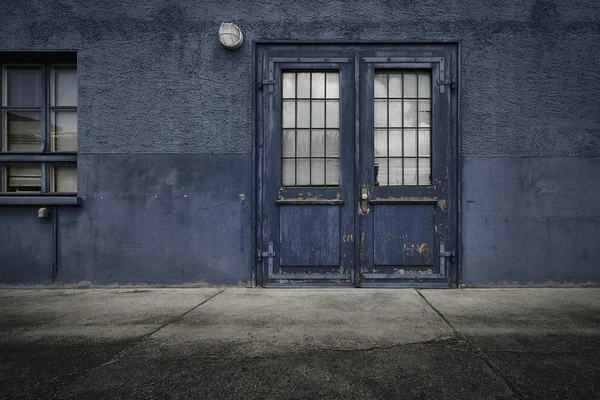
[0,53,78,203]
[281,71,340,187]
[373,69,431,186]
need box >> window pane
[389,129,402,157]
[326,73,339,99]
[403,72,417,98]
[296,129,310,157]
[52,111,77,151]
[4,110,41,152]
[325,130,339,158]
[418,99,431,127]
[374,129,387,157]
[374,100,387,128]
[5,165,41,192]
[389,158,402,186]
[418,158,431,186]
[282,73,295,98]
[282,159,295,186]
[389,100,402,127]
[404,129,417,157]
[296,73,310,98]
[311,100,324,128]
[389,73,402,97]
[418,129,431,157]
[404,158,418,185]
[311,129,324,157]
[374,158,387,186]
[6,67,42,107]
[311,72,325,98]
[374,73,387,98]
[282,100,295,128]
[52,165,77,192]
[325,100,339,128]
[296,159,310,186]
[325,158,339,186]
[54,66,77,106]
[404,100,417,127]
[311,158,325,185]
[297,100,310,128]
[282,129,295,157]
[418,72,431,98]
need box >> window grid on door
[374,69,432,186]
[281,71,340,187]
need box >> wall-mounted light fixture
[218,23,243,50]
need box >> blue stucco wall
[0,0,599,285]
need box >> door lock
[360,188,369,213]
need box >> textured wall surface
[0,0,599,285]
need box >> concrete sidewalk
[0,288,598,399]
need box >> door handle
[360,187,369,213]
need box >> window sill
[0,195,80,205]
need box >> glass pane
[374,158,387,186]
[311,129,324,157]
[6,165,41,192]
[389,158,402,186]
[326,73,339,99]
[404,72,417,98]
[52,165,77,192]
[5,110,41,152]
[325,158,339,186]
[6,67,42,107]
[389,73,402,97]
[311,100,324,128]
[389,129,402,157]
[403,100,417,127]
[296,129,310,157]
[404,158,417,185]
[404,129,417,157]
[311,72,325,98]
[418,72,431,98]
[282,159,295,186]
[374,100,387,128]
[311,159,325,185]
[282,129,295,157]
[54,66,77,106]
[389,100,402,127]
[282,72,295,98]
[52,111,77,151]
[374,73,387,98]
[418,99,431,127]
[296,72,310,98]
[325,101,339,128]
[297,100,310,128]
[296,159,310,186]
[325,130,339,158]
[282,100,295,128]
[374,129,387,157]
[418,129,431,157]
[418,158,431,186]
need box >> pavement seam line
[415,289,525,400]
[99,288,227,367]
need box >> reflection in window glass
[51,164,77,193]
[373,69,432,186]
[281,71,340,187]
[3,165,41,192]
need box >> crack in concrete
[416,289,525,400]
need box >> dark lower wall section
[0,207,54,284]
[462,156,600,285]
[1,154,253,285]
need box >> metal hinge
[438,242,455,277]
[258,241,276,273]
[258,78,276,90]
[436,77,456,94]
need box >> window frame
[0,52,79,205]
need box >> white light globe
[218,23,243,50]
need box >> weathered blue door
[257,44,458,287]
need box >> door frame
[253,41,462,288]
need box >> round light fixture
[218,23,243,50]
